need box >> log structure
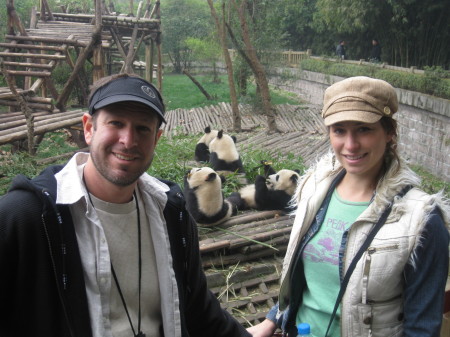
[199,210,292,326]
[0,0,162,152]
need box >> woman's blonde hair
[379,116,401,173]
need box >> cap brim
[93,94,167,124]
[324,110,382,126]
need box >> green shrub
[299,59,450,100]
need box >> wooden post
[93,0,105,81]
[93,46,105,82]
[7,0,28,36]
[136,1,143,18]
[129,0,134,16]
[41,0,54,21]
[143,0,152,18]
[30,6,38,29]
[156,36,163,93]
[145,41,152,82]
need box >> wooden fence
[228,49,312,67]
[228,49,428,75]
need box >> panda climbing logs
[184,167,236,226]
[227,169,300,212]
[209,130,244,174]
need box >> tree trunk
[207,0,241,132]
[182,69,213,100]
[231,0,279,133]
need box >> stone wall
[270,68,450,182]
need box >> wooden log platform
[162,102,329,167]
[0,109,85,146]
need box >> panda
[194,126,219,162]
[209,130,244,174]
[227,169,300,212]
[184,167,237,227]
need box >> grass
[162,73,302,110]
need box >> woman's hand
[247,319,277,337]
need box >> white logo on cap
[141,85,156,99]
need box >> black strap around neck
[83,175,145,337]
[324,185,413,337]
[110,191,144,337]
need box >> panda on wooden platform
[227,169,300,212]
[194,126,218,162]
[209,130,244,174]
[184,167,237,227]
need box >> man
[336,40,346,60]
[0,73,250,337]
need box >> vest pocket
[357,297,403,337]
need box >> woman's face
[329,121,392,181]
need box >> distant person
[336,40,346,59]
[0,73,251,337]
[370,38,382,62]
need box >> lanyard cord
[83,175,144,337]
[110,191,143,337]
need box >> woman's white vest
[278,153,449,336]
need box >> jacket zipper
[41,214,76,337]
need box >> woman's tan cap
[322,76,398,126]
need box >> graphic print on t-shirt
[302,190,369,266]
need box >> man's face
[83,104,162,187]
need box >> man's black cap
[88,76,166,123]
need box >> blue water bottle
[297,322,312,337]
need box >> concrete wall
[270,68,450,182]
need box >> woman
[248,76,449,337]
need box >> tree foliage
[161,0,212,73]
[277,0,450,68]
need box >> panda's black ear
[231,135,237,143]
[205,126,211,133]
[218,130,224,138]
[219,174,226,184]
[294,169,301,174]
[291,174,299,183]
[206,172,217,181]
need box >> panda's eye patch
[276,175,280,181]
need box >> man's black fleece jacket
[0,164,250,337]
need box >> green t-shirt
[296,189,370,337]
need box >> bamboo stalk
[219,210,286,227]
[0,52,65,60]
[6,70,51,77]
[1,61,53,69]
[6,35,87,47]
[0,43,66,52]
[0,99,51,111]
[202,245,288,268]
